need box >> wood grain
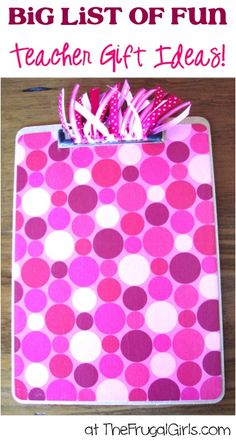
[1,78,235,415]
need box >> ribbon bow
[58,81,191,144]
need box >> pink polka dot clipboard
[12,117,224,405]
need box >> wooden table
[1,78,235,415]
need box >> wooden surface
[1,78,235,415]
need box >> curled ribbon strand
[58,81,191,144]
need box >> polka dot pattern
[13,124,222,403]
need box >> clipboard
[12,117,224,404]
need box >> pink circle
[26,150,47,170]
[17,167,28,192]
[49,141,69,161]
[190,133,209,153]
[121,330,152,362]
[117,183,146,211]
[99,188,115,204]
[92,159,121,187]
[25,217,46,240]
[100,260,117,276]
[52,336,69,353]
[143,227,174,257]
[71,147,93,167]
[95,145,117,158]
[48,207,70,229]
[15,379,28,400]
[148,276,172,300]
[127,311,144,329]
[78,389,96,401]
[195,201,214,223]
[45,305,75,335]
[99,354,123,378]
[24,132,51,149]
[170,253,200,284]
[15,234,27,261]
[197,300,220,332]
[69,257,99,286]
[95,304,125,334]
[121,212,144,235]
[102,335,119,353]
[142,143,164,156]
[194,225,216,255]
[76,367,97,390]
[153,334,171,352]
[74,363,98,388]
[45,163,73,190]
[200,377,222,400]
[167,141,190,162]
[29,172,44,187]
[48,280,71,303]
[192,124,206,132]
[145,203,169,226]
[177,361,202,386]
[17,165,27,192]
[15,337,21,352]
[47,379,77,401]
[72,215,95,237]
[151,258,168,275]
[76,313,93,330]
[15,281,23,303]
[166,181,196,209]
[28,241,43,257]
[24,289,47,312]
[125,237,142,253]
[22,258,50,288]
[98,278,121,302]
[140,157,169,184]
[202,256,217,273]
[197,184,213,200]
[123,166,139,182]
[16,211,24,230]
[51,191,67,206]
[22,331,51,361]
[174,285,198,308]
[173,329,204,360]
[29,386,46,400]
[171,211,194,233]
[171,164,187,179]
[179,310,196,327]
[17,168,26,191]
[49,354,73,378]
[75,239,92,255]
[125,363,149,387]
[51,261,68,278]
[129,388,147,401]
[93,229,123,259]
[181,387,199,400]
[123,287,147,311]
[15,355,24,377]
[14,306,26,334]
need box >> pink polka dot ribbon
[109,86,119,136]
[153,85,167,107]
[142,95,182,137]
[58,81,191,144]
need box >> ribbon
[58,81,191,144]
